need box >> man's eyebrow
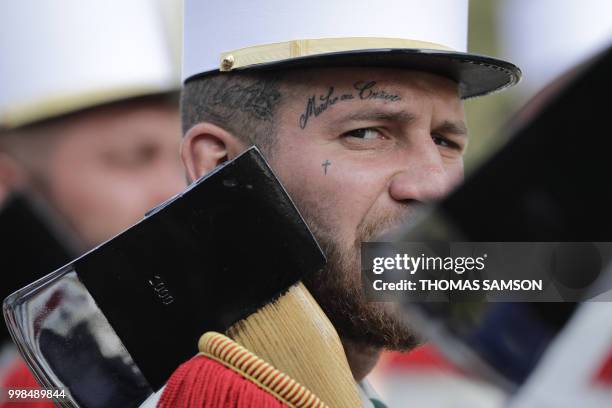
[435,120,468,137]
[341,109,418,124]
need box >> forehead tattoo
[299,80,401,129]
[199,78,282,122]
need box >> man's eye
[343,128,383,140]
[432,134,458,149]
[104,144,159,168]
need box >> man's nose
[388,142,455,204]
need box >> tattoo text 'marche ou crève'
[299,80,401,129]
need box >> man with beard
[156,0,520,406]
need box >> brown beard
[300,204,420,351]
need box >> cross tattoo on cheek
[322,159,331,175]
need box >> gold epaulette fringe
[198,332,329,408]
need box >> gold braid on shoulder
[198,332,329,408]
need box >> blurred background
[465,0,612,174]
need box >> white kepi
[0,0,181,129]
[183,0,520,98]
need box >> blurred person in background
[0,0,185,398]
[0,95,183,250]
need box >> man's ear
[181,123,248,182]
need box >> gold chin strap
[198,332,329,408]
[219,36,455,71]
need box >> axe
[0,193,77,344]
[4,147,361,407]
